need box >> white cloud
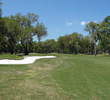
[80,21,88,26]
[66,21,73,26]
[94,21,97,23]
[80,21,97,26]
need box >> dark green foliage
[98,16,110,54]
[32,39,57,53]
[0,12,47,55]
[57,33,82,54]
[0,1,2,18]
[0,0,110,55]
[34,23,47,42]
[0,18,8,53]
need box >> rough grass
[0,54,23,60]
[0,54,110,100]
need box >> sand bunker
[0,56,56,65]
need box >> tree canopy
[0,1,110,55]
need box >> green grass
[29,53,58,56]
[0,54,110,100]
[0,54,23,60]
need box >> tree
[42,39,57,53]
[68,33,82,54]
[0,0,2,18]
[0,18,8,53]
[57,35,69,53]
[80,36,90,54]
[85,22,99,56]
[4,17,20,54]
[57,33,82,54]
[99,16,110,54]
[34,23,47,42]
[11,13,38,55]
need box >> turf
[0,54,23,60]
[0,54,110,100]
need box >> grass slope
[0,54,23,60]
[0,54,110,100]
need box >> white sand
[0,56,56,65]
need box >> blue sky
[2,0,110,40]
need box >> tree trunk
[94,42,97,56]
[38,37,41,43]
[9,45,14,54]
[24,44,29,55]
[108,49,110,55]
[10,50,14,54]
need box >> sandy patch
[0,56,56,65]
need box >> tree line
[0,1,47,55]
[0,13,47,55]
[0,1,110,55]
[32,16,110,56]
